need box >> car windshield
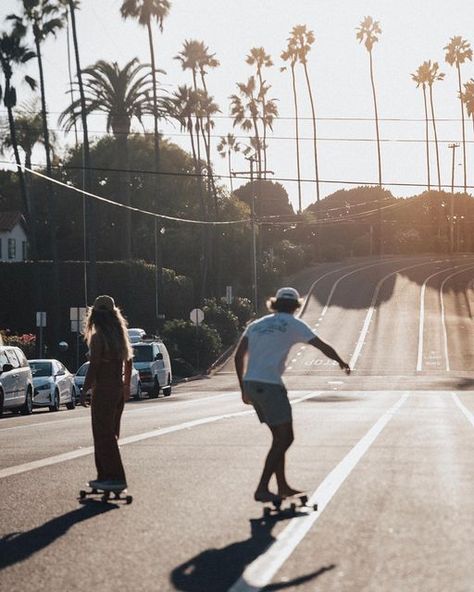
[30,362,52,377]
[133,345,153,362]
[76,363,89,376]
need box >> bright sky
[1,0,474,211]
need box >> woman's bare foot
[278,486,304,499]
[254,489,280,503]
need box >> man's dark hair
[266,298,301,314]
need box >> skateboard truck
[263,494,318,517]
[79,485,133,505]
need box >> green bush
[229,297,254,331]
[202,298,239,346]
[162,319,222,372]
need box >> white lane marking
[416,263,474,371]
[0,392,238,433]
[440,266,474,371]
[0,391,320,479]
[349,260,444,370]
[452,393,474,427]
[228,392,410,592]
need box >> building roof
[0,211,26,232]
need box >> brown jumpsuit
[83,334,132,483]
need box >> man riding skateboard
[235,287,350,503]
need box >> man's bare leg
[254,422,297,501]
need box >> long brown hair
[83,298,132,361]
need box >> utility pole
[448,143,459,254]
[232,157,273,313]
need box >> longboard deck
[79,485,133,505]
[261,493,317,517]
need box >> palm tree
[0,32,36,255]
[281,39,302,212]
[289,25,321,202]
[120,0,170,180]
[217,133,241,193]
[461,78,474,133]
[246,47,273,176]
[230,76,264,173]
[356,16,383,187]
[59,58,154,259]
[425,61,445,190]
[411,63,431,190]
[444,36,472,193]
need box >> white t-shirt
[242,312,316,385]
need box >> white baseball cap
[275,287,301,301]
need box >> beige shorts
[244,381,292,426]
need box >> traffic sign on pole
[190,308,204,326]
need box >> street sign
[226,285,233,305]
[36,312,47,327]
[70,307,87,333]
[190,308,204,326]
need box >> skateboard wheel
[290,503,296,512]
[79,490,86,499]
[114,492,120,500]
[313,504,318,511]
[300,496,308,505]
[125,495,133,504]
[263,507,271,517]
[91,489,98,494]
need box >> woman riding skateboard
[82,295,133,492]
[235,287,350,502]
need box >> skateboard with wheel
[79,483,133,505]
[262,493,317,517]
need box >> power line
[14,160,474,192]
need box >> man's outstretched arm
[234,336,250,403]
[309,336,350,373]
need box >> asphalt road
[1,255,473,592]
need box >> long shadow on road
[0,502,116,570]
[170,515,335,591]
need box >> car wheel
[149,377,159,399]
[133,382,142,401]
[163,376,172,397]
[66,387,76,410]
[20,388,33,415]
[49,390,60,412]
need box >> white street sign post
[226,286,233,305]
[36,312,46,358]
[190,308,204,370]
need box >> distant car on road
[74,362,143,401]
[29,359,76,412]
[132,339,172,398]
[0,346,34,415]
[127,328,146,343]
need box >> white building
[0,211,28,262]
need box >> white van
[0,346,34,415]
[132,339,172,398]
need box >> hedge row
[0,260,194,354]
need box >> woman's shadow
[0,501,116,570]
[170,513,335,591]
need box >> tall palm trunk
[302,61,320,202]
[422,84,431,190]
[69,0,95,301]
[428,84,441,191]
[228,151,233,193]
[368,49,382,254]
[256,68,267,178]
[146,19,160,182]
[116,131,131,259]
[290,62,302,212]
[457,63,467,192]
[34,34,57,261]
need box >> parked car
[29,359,76,412]
[0,345,34,415]
[132,339,172,398]
[74,362,143,401]
[127,328,146,344]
